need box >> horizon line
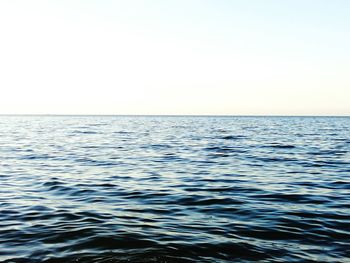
[0,114,349,118]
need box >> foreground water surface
[0,116,349,262]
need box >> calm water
[0,116,349,262]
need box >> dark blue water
[0,116,349,262]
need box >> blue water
[0,116,349,262]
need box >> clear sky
[0,0,349,115]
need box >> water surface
[0,116,349,262]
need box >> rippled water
[0,116,349,262]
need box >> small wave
[219,135,246,140]
[262,144,296,149]
[74,158,117,167]
[252,193,330,204]
[72,130,99,135]
[177,196,243,206]
[307,150,347,156]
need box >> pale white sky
[0,0,349,115]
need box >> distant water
[0,116,349,262]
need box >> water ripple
[0,116,349,262]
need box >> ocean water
[0,116,349,263]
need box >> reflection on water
[0,116,349,262]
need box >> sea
[0,116,349,262]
